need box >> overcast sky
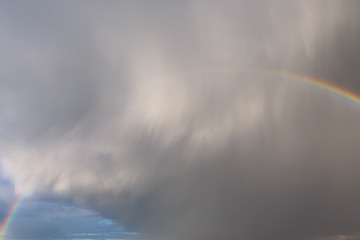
[1,1,360,240]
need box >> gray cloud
[1,1,360,240]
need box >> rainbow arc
[1,70,360,240]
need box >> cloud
[0,177,14,221]
[1,1,360,240]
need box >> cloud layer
[1,1,360,240]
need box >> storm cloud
[1,1,360,240]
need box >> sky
[1,1,360,240]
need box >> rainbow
[257,70,360,105]
[1,70,360,240]
[0,183,31,240]
[0,112,94,240]
[189,68,360,105]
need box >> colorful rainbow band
[255,70,360,105]
[1,70,360,240]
